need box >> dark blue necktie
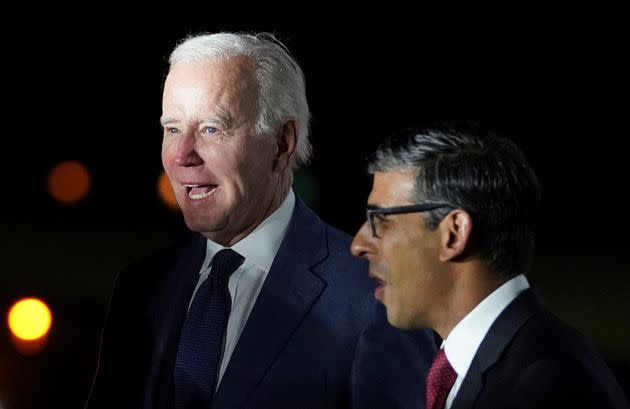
[174,248,245,409]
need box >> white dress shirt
[443,274,530,409]
[188,189,296,388]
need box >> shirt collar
[204,189,296,273]
[443,274,530,378]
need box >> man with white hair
[86,32,435,409]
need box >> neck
[434,263,509,340]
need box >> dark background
[1,4,628,408]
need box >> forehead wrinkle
[162,89,234,126]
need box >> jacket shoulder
[481,308,629,409]
[113,232,203,293]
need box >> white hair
[168,32,312,169]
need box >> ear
[438,209,473,262]
[273,119,298,172]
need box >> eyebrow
[200,117,227,126]
[158,116,229,128]
[159,117,174,127]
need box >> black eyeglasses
[366,203,453,238]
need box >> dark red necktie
[426,348,458,409]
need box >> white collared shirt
[188,189,296,388]
[443,274,530,409]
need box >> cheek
[161,137,181,169]
[386,231,434,291]
[244,134,275,161]
[237,142,275,181]
[388,246,420,302]
[197,143,240,172]
[385,231,419,272]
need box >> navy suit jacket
[451,288,629,409]
[86,198,435,409]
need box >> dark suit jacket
[451,288,629,409]
[86,198,435,409]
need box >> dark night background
[1,4,628,408]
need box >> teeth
[186,185,217,200]
[189,190,214,200]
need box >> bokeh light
[47,160,92,204]
[157,170,179,210]
[8,298,52,341]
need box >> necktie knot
[211,248,245,282]
[426,348,458,409]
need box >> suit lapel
[212,199,327,409]
[450,358,483,409]
[450,289,543,409]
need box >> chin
[385,309,403,328]
[182,213,219,234]
[386,309,416,330]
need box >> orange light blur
[47,160,92,204]
[8,298,52,341]
[157,170,179,210]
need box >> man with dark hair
[86,32,435,409]
[351,125,629,408]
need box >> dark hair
[368,123,541,277]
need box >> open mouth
[184,184,218,200]
[371,276,386,300]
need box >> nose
[351,222,375,259]
[174,132,203,167]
